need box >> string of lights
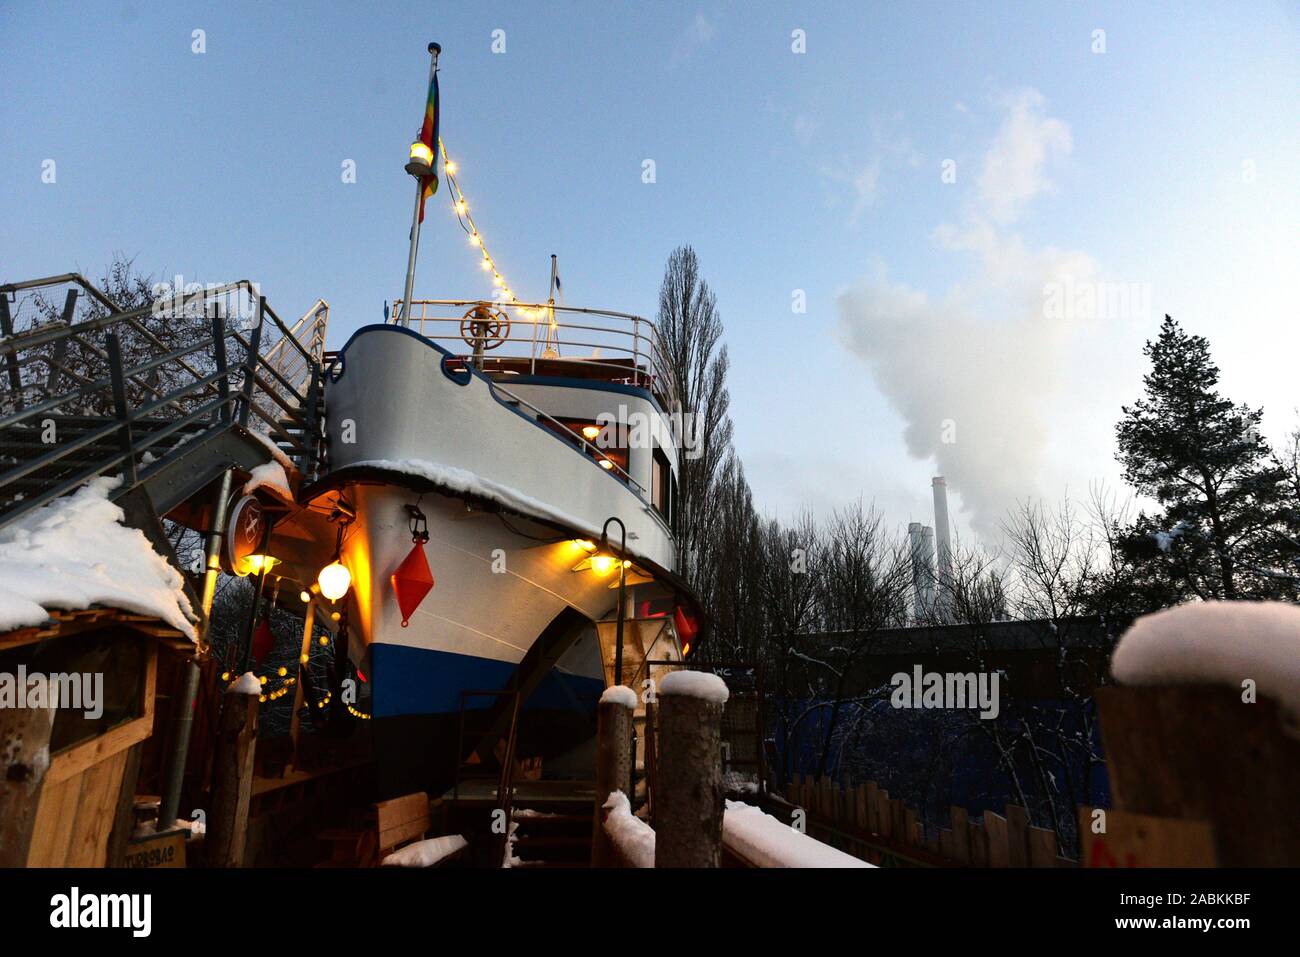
[437,138,545,319]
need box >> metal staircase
[0,272,328,565]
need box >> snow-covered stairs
[508,802,593,869]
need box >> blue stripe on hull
[371,643,605,718]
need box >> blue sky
[3,1,1297,541]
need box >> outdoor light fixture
[598,458,614,470]
[581,425,602,441]
[317,560,351,601]
[589,553,618,576]
[318,516,353,601]
[240,553,279,575]
[406,140,434,177]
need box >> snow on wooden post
[655,671,729,868]
[0,676,55,867]
[206,673,261,867]
[1100,601,1300,866]
[592,685,636,867]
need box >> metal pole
[604,517,628,686]
[400,43,440,327]
[157,458,234,830]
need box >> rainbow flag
[417,69,440,223]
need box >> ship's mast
[399,42,441,327]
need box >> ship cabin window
[550,417,629,477]
[652,446,675,527]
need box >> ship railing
[489,378,649,499]
[391,299,673,401]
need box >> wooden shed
[0,607,189,868]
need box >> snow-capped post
[1100,602,1300,866]
[206,672,261,867]
[655,671,730,867]
[592,684,636,866]
[0,675,55,867]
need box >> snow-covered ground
[0,476,196,638]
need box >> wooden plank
[1005,804,1030,867]
[66,749,128,867]
[1027,826,1058,867]
[46,714,154,785]
[877,789,891,839]
[376,792,430,851]
[105,742,144,867]
[865,781,879,833]
[985,811,1010,867]
[854,785,867,830]
[26,774,81,867]
[1078,806,1216,868]
[949,806,970,864]
[968,820,988,867]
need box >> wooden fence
[782,776,1076,867]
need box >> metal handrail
[490,379,649,498]
[392,299,671,398]
[0,273,327,525]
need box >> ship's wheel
[460,304,510,351]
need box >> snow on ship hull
[319,324,683,794]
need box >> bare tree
[803,501,911,779]
[655,246,733,588]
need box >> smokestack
[932,476,954,623]
[908,522,936,622]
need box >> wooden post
[287,600,316,770]
[1097,685,1300,866]
[654,673,727,868]
[0,676,55,867]
[591,692,634,867]
[206,681,260,867]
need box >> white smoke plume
[836,90,1094,538]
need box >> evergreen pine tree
[1115,315,1298,602]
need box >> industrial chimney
[908,522,936,622]
[932,476,954,623]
